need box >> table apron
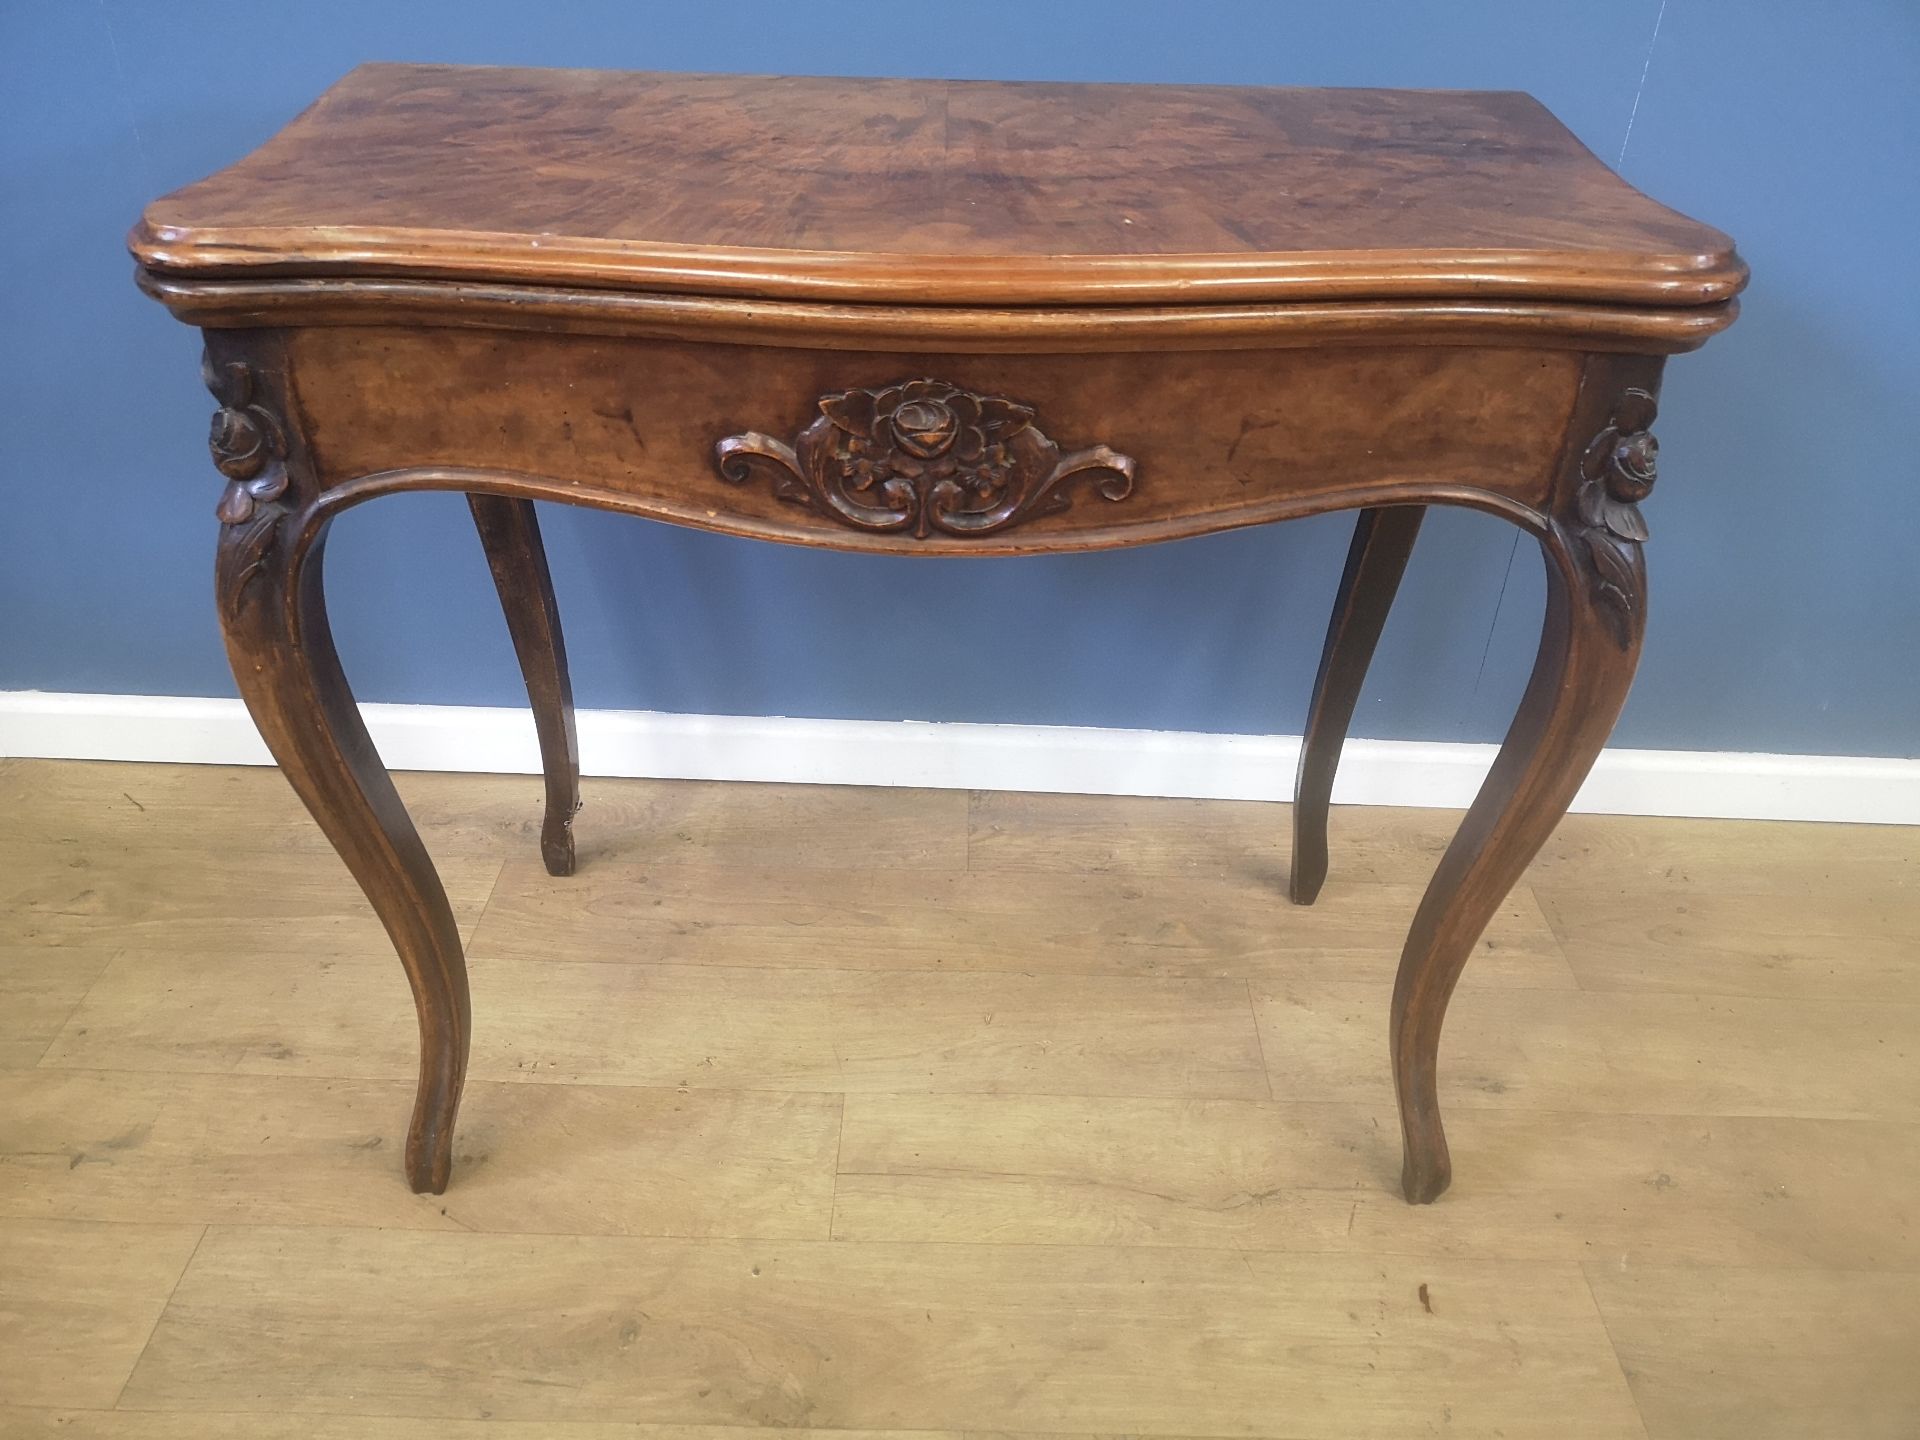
[279,328,1589,551]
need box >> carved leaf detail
[717,379,1134,539]
[1573,384,1659,648]
[1605,500,1650,544]
[820,388,877,435]
[1586,532,1636,605]
[216,510,283,622]
[1614,386,1659,436]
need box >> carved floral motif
[715,378,1136,539]
[202,351,294,618]
[203,351,288,525]
[1575,386,1658,643]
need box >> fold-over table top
[131,63,1744,310]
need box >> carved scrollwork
[204,350,289,525]
[714,378,1136,539]
[1574,386,1658,645]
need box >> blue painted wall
[2,1,1915,755]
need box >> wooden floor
[0,757,1915,1439]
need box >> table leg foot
[1401,1143,1452,1206]
[470,493,581,878]
[1391,519,1644,1203]
[540,820,577,879]
[406,1088,458,1194]
[218,503,472,1195]
[1290,506,1424,906]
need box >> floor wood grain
[0,1219,203,1409]
[470,860,1574,988]
[41,951,1271,1098]
[0,761,970,872]
[0,838,501,951]
[117,1226,1645,1437]
[0,1416,1071,1440]
[0,945,116,1068]
[1,758,1915,1436]
[832,1094,1920,1271]
[0,1068,842,1239]
[1536,882,1920,1002]
[1252,981,1918,1120]
[1584,1263,1920,1440]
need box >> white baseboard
[1,690,1915,824]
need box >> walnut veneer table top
[132,62,1744,309]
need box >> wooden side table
[131,64,1744,1203]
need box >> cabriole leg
[218,517,471,1193]
[1392,372,1659,1204]
[207,341,469,1194]
[1290,505,1425,905]
[1394,519,1646,1203]
[468,494,581,876]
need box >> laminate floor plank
[0,1068,841,1239]
[1536,882,1920,1002]
[1253,981,1919,1120]
[833,1093,1920,1270]
[967,790,1920,897]
[1527,810,1920,894]
[0,1219,203,1410]
[0,760,511,857]
[0,1414,1120,1440]
[1584,1263,1920,1440]
[0,839,500,951]
[117,1226,1647,1437]
[471,860,1575,988]
[966,789,1301,885]
[0,760,971,872]
[0,946,116,1068]
[40,950,1271,1100]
